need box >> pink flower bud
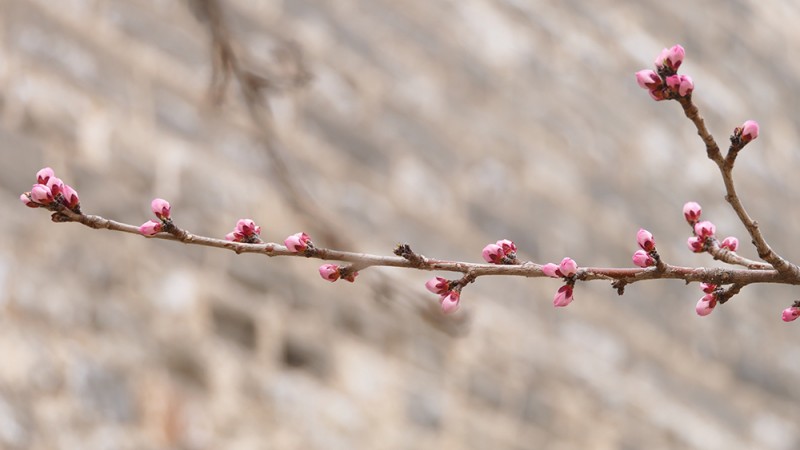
[694,221,716,238]
[151,198,171,220]
[553,285,574,308]
[30,184,54,205]
[46,177,64,197]
[720,236,739,252]
[654,45,684,71]
[236,219,261,237]
[781,307,800,322]
[683,201,702,223]
[425,277,450,295]
[636,228,656,252]
[482,243,505,264]
[319,264,340,282]
[635,70,662,89]
[62,185,80,209]
[36,167,55,185]
[20,193,38,208]
[740,120,759,144]
[687,236,704,253]
[440,291,461,314]
[284,232,312,252]
[138,220,162,236]
[496,239,517,256]
[701,283,717,294]
[541,263,561,278]
[666,74,693,97]
[559,257,577,277]
[695,293,717,317]
[632,250,655,268]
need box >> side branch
[677,97,799,277]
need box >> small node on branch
[394,243,426,267]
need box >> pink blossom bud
[666,45,685,70]
[138,220,162,236]
[695,293,717,317]
[683,201,702,223]
[635,70,662,89]
[666,74,693,97]
[694,221,716,238]
[30,184,54,205]
[20,193,38,208]
[151,198,171,220]
[36,167,55,185]
[687,236,704,253]
[701,283,717,294]
[781,307,800,322]
[636,228,656,252]
[62,185,80,209]
[553,285,574,308]
[46,177,64,197]
[425,277,450,295]
[482,243,505,264]
[236,219,261,237]
[632,250,654,268]
[496,239,517,256]
[740,120,759,144]
[654,45,684,71]
[319,264,340,282]
[284,232,312,252]
[720,236,739,252]
[559,257,577,277]
[541,263,561,278]
[440,291,461,314]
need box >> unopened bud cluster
[19,167,81,213]
[542,257,578,307]
[424,276,461,314]
[224,219,262,243]
[482,239,518,264]
[682,201,738,254]
[139,198,173,236]
[695,282,719,316]
[635,45,693,101]
[631,228,658,268]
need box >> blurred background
[2,0,800,449]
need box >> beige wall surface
[1,1,799,449]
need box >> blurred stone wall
[1,0,800,449]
